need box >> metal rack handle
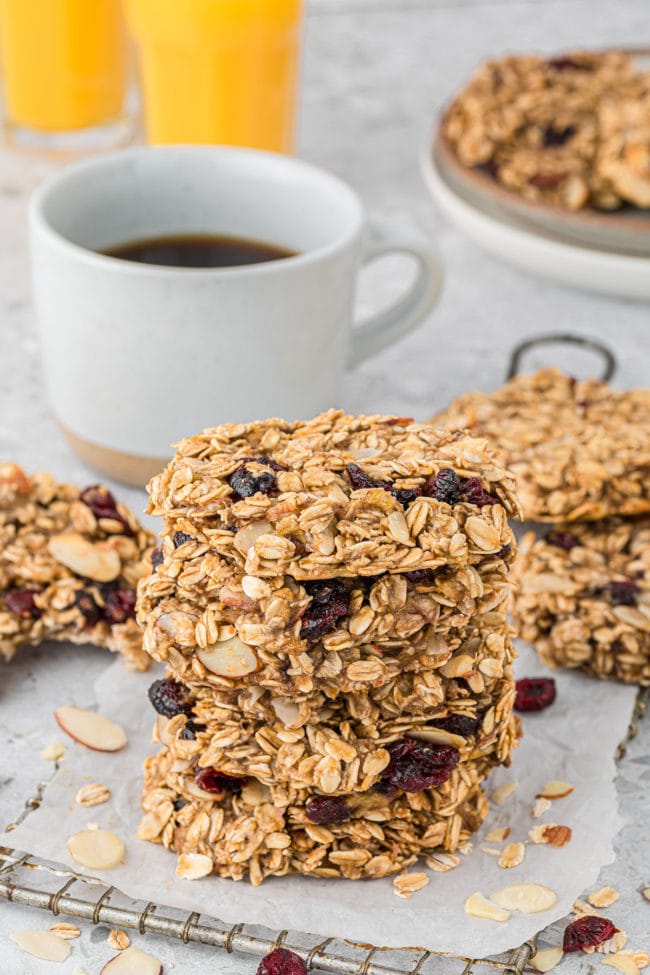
[506,333,617,381]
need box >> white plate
[422,144,650,300]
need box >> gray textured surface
[1,0,649,970]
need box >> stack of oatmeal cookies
[433,369,650,685]
[136,411,522,883]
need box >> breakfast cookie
[140,743,490,883]
[443,49,650,211]
[431,369,650,522]
[0,463,154,669]
[513,520,650,684]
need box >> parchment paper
[1,642,636,959]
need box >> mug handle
[348,240,443,369]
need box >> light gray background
[1,0,649,971]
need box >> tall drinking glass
[125,0,303,152]
[0,0,132,152]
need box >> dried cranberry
[173,531,193,548]
[431,713,480,736]
[195,767,247,794]
[148,677,193,718]
[461,477,498,507]
[305,796,351,825]
[4,588,42,619]
[80,485,132,535]
[547,56,591,71]
[257,948,308,975]
[515,677,557,713]
[74,590,102,628]
[425,469,462,504]
[403,568,438,585]
[103,587,136,624]
[381,738,460,793]
[542,124,576,147]
[151,547,163,572]
[563,915,618,952]
[300,579,349,642]
[546,531,580,551]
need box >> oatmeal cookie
[443,50,650,211]
[431,369,650,522]
[512,520,650,684]
[146,411,520,579]
[0,463,154,669]
[140,744,490,883]
[146,640,517,794]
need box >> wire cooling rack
[1,689,646,975]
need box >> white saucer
[421,141,650,301]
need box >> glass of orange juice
[0,0,132,151]
[125,0,303,152]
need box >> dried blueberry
[229,463,277,501]
[148,677,193,718]
[173,531,193,548]
[424,469,462,504]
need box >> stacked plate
[422,52,650,300]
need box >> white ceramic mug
[30,146,442,486]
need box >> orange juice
[0,0,127,132]
[125,0,303,151]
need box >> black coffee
[102,233,296,268]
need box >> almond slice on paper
[196,635,258,678]
[491,782,518,805]
[603,955,641,975]
[464,891,510,922]
[55,707,127,752]
[176,853,213,880]
[529,947,564,972]
[67,829,125,869]
[100,946,162,974]
[536,780,574,800]
[491,882,557,914]
[529,824,572,848]
[10,930,71,962]
[48,532,121,582]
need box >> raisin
[173,531,193,548]
[151,547,163,572]
[4,588,42,619]
[403,568,438,585]
[79,485,133,535]
[431,713,480,736]
[228,459,279,501]
[305,796,352,825]
[194,768,247,794]
[380,738,460,793]
[546,531,580,551]
[300,579,349,642]
[515,677,557,713]
[103,587,136,624]
[148,677,193,718]
[424,469,462,504]
[257,948,308,975]
[563,915,618,952]
[74,590,102,628]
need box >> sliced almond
[537,780,574,800]
[49,532,121,582]
[75,783,111,807]
[241,778,272,806]
[486,827,510,843]
[176,853,213,880]
[491,882,557,914]
[100,946,162,975]
[55,707,127,752]
[49,922,81,940]
[588,886,620,908]
[10,930,71,962]
[464,891,510,922]
[491,782,518,805]
[270,697,301,727]
[108,929,130,951]
[67,828,125,869]
[529,947,564,972]
[529,824,572,848]
[233,521,272,556]
[196,635,258,678]
[41,741,66,761]
[498,842,525,869]
[532,797,552,818]
[603,955,641,975]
